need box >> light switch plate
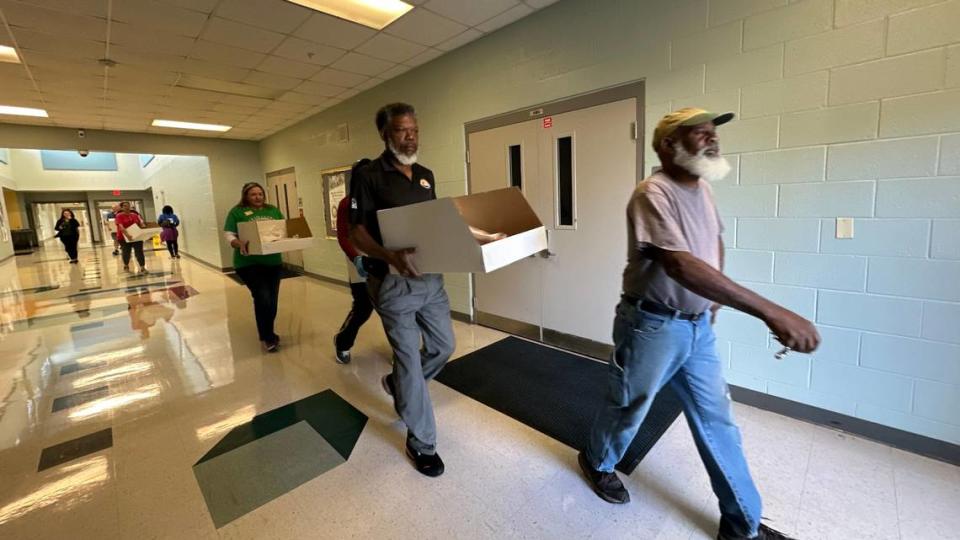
[836,217,854,239]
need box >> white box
[124,222,163,242]
[377,187,548,274]
[238,217,315,255]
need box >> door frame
[463,80,645,358]
[264,166,304,270]
[30,200,96,245]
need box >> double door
[469,97,638,355]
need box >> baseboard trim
[729,385,960,466]
[180,252,229,273]
[451,310,472,323]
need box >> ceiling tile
[404,48,444,68]
[256,56,322,79]
[110,47,185,72]
[355,34,426,63]
[377,63,413,81]
[294,13,377,50]
[213,102,266,115]
[436,28,483,51]
[154,0,221,13]
[384,8,467,47]
[291,80,343,97]
[272,37,346,66]
[423,0,519,27]
[476,3,533,33]
[2,2,107,41]
[12,0,109,18]
[109,23,196,57]
[330,52,394,77]
[243,71,303,91]
[524,0,559,8]
[111,0,209,38]
[259,100,313,113]
[178,59,250,84]
[310,68,367,88]
[278,91,331,106]
[190,40,266,69]
[219,94,273,108]
[214,0,313,34]
[354,77,384,92]
[200,17,286,54]
[13,30,103,59]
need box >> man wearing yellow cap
[578,108,820,540]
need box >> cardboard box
[238,217,315,255]
[377,187,547,274]
[124,222,163,242]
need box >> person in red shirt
[115,201,148,273]
[334,194,374,364]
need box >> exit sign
[543,117,553,129]
[112,190,121,196]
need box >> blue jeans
[586,301,762,537]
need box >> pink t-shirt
[621,172,724,314]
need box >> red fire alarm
[543,117,553,129]
[112,190,121,196]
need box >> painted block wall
[143,155,220,268]
[258,0,960,444]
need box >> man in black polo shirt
[348,102,454,477]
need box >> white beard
[388,141,418,166]
[673,142,731,182]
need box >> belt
[621,295,703,321]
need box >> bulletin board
[321,165,352,239]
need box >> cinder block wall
[260,0,960,444]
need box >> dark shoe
[406,441,444,477]
[70,259,78,264]
[334,336,350,364]
[264,339,280,353]
[112,250,118,256]
[578,451,629,504]
[718,521,794,540]
[122,266,130,272]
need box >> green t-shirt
[224,205,285,269]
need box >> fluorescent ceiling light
[285,0,413,30]
[0,45,20,64]
[0,105,48,117]
[152,119,232,132]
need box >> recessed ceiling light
[152,119,232,132]
[0,45,20,64]
[0,105,48,117]
[285,0,413,30]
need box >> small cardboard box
[124,222,163,242]
[238,217,315,255]
[377,187,547,274]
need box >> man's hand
[387,248,420,277]
[763,306,820,353]
[710,303,721,325]
[469,226,508,245]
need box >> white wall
[0,124,263,268]
[143,155,220,268]
[0,172,13,261]
[260,0,960,445]
[8,150,145,191]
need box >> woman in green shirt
[224,182,285,353]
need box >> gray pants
[368,273,455,454]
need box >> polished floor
[0,244,958,540]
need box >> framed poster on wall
[321,165,352,239]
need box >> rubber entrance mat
[226,267,303,285]
[436,336,683,474]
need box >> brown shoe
[578,451,629,504]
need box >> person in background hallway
[54,208,81,263]
[348,102,456,477]
[159,205,181,259]
[578,108,820,540]
[107,204,120,256]
[224,182,284,353]
[334,187,374,365]
[116,201,148,274]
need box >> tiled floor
[0,244,958,539]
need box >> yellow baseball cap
[652,107,735,151]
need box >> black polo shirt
[349,150,436,247]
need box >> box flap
[286,217,312,238]
[452,187,543,236]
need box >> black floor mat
[436,336,683,474]
[226,267,303,285]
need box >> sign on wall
[321,165,352,239]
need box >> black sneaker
[578,451,630,504]
[334,336,350,364]
[264,339,280,353]
[406,441,444,477]
[718,522,794,540]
